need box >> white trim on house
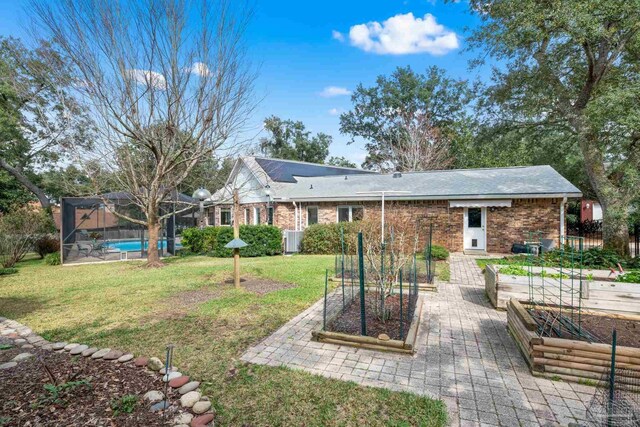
[253,206,261,225]
[449,200,512,208]
[273,193,577,203]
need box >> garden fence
[323,231,419,341]
[567,220,640,258]
[586,330,640,426]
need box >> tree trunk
[576,128,630,256]
[146,220,163,266]
[0,157,51,210]
[601,201,630,256]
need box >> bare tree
[359,209,420,321]
[393,111,453,172]
[31,0,256,265]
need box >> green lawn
[0,254,447,426]
[436,261,450,282]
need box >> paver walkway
[241,255,596,426]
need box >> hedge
[426,245,449,261]
[180,225,282,257]
[300,223,360,255]
[44,252,61,266]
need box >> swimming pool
[106,240,181,252]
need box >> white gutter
[292,201,298,231]
[272,192,582,203]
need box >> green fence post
[399,269,404,340]
[323,269,328,331]
[358,232,366,336]
[350,255,354,300]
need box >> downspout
[560,196,567,241]
[292,201,298,231]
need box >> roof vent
[393,172,402,178]
[309,184,313,189]
[344,175,348,180]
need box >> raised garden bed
[312,292,423,354]
[331,273,437,292]
[485,265,640,315]
[507,298,640,386]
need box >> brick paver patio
[241,255,596,426]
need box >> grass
[0,254,447,426]
[436,261,450,282]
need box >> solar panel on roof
[254,157,374,183]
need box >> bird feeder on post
[225,238,248,288]
[225,188,247,288]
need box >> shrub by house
[181,225,282,257]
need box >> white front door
[464,207,486,250]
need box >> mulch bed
[530,310,640,347]
[151,276,296,321]
[327,292,414,341]
[221,276,297,295]
[0,337,177,426]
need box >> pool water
[106,240,181,252]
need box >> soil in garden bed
[529,310,640,348]
[0,337,177,426]
[327,292,414,341]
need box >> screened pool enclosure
[60,192,197,265]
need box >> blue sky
[0,0,484,166]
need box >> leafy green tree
[454,123,594,198]
[340,66,473,172]
[0,205,54,268]
[0,37,93,210]
[0,170,33,212]
[327,156,357,168]
[259,116,331,164]
[466,0,640,255]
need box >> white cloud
[319,86,351,98]
[348,13,459,55]
[332,30,345,42]
[186,62,212,77]
[126,69,166,89]
[328,108,340,116]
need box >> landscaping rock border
[0,317,215,427]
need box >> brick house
[205,157,582,253]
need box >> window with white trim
[337,206,364,222]
[307,206,318,226]
[244,208,250,224]
[220,208,232,226]
[267,207,274,225]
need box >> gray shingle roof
[270,165,581,201]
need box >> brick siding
[210,198,563,253]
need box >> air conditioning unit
[284,230,304,253]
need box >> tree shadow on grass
[0,296,46,319]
